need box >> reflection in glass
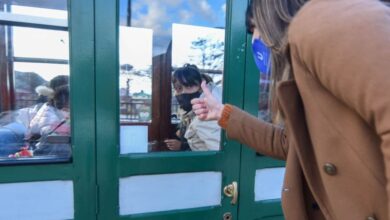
[258,71,272,122]
[13,27,69,59]
[0,0,70,164]
[119,27,152,122]
[119,0,226,153]
[13,62,69,109]
[171,24,224,122]
[169,64,222,151]
[1,2,68,18]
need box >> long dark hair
[246,0,307,122]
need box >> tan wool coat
[225,0,390,219]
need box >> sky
[118,0,227,95]
[120,0,226,28]
[123,0,226,56]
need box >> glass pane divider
[0,12,67,30]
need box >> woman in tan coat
[192,0,390,219]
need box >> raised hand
[191,81,224,121]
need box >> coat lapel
[277,80,333,219]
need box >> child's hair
[35,75,69,109]
[53,85,69,110]
[200,73,213,84]
[172,64,213,87]
[172,64,202,87]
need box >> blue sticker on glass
[252,39,270,74]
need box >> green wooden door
[95,0,247,219]
[94,0,285,219]
[0,0,96,219]
[237,23,286,220]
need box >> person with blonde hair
[192,0,390,219]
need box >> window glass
[13,27,69,59]
[119,0,226,153]
[119,26,152,122]
[1,1,67,16]
[258,71,272,122]
[0,0,70,164]
[10,5,68,19]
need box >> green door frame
[94,0,247,219]
[0,0,97,219]
[237,1,285,217]
[70,0,97,218]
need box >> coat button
[323,163,337,175]
[367,216,376,220]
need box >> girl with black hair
[165,64,222,151]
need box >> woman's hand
[191,81,224,121]
[164,139,182,151]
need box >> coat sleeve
[225,106,288,160]
[289,0,390,214]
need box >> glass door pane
[0,0,71,164]
[95,0,244,219]
[0,0,97,219]
[119,0,225,154]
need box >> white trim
[0,12,67,29]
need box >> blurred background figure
[0,75,70,157]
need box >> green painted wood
[0,0,96,219]
[0,164,73,183]
[118,152,224,176]
[94,0,247,219]
[69,0,97,219]
[254,200,283,217]
[237,2,285,218]
[219,0,248,218]
[95,0,120,219]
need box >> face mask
[252,38,271,74]
[175,91,202,112]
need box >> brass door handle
[223,181,238,205]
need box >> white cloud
[164,0,183,7]
[221,3,226,14]
[200,0,212,12]
[178,9,193,23]
[131,1,143,12]
[188,0,217,24]
[132,1,171,36]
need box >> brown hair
[247,0,307,122]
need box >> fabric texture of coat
[224,0,390,219]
